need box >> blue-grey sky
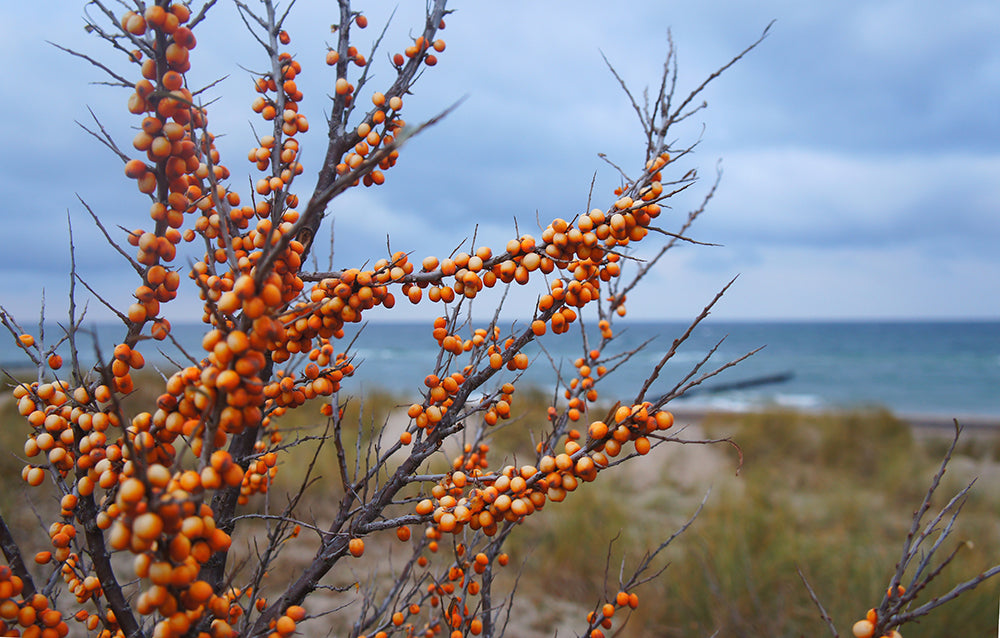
[1,1,998,322]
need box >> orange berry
[588,421,608,439]
[124,12,147,35]
[634,437,651,455]
[348,538,365,557]
[655,410,674,430]
[162,70,183,91]
[124,159,148,179]
[170,4,191,23]
[415,499,435,516]
[187,580,213,604]
[215,369,241,392]
[851,620,874,638]
[275,615,295,636]
[132,512,164,541]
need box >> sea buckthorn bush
[1,3,996,638]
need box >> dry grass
[1,375,998,637]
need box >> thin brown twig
[798,568,840,637]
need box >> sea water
[3,320,998,418]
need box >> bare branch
[798,568,840,638]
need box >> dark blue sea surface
[3,320,998,417]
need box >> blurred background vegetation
[1,375,997,637]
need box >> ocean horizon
[3,319,998,419]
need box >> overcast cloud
[1,1,997,322]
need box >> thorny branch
[14,5,996,638]
[802,421,1000,637]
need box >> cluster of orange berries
[334,93,405,186]
[118,1,245,399]
[298,255,408,327]
[197,220,304,319]
[583,590,641,638]
[430,316,484,354]
[481,382,517,427]
[266,351,354,413]
[275,153,669,337]
[249,47,307,197]
[43,520,78,567]
[452,443,492,474]
[852,596,904,638]
[122,3,221,243]
[402,371,469,443]
[415,407,674,532]
[10,364,255,636]
[322,22,447,191]
[415,462,553,540]
[393,403,670,637]
[0,568,69,638]
[584,403,675,458]
[105,466,238,637]
[367,541,506,638]
[5,7,688,638]
[264,604,307,638]
[391,30,447,69]
[537,154,670,319]
[253,252,413,368]
[8,403,246,638]
[153,328,269,448]
[324,24,415,186]
[249,135,304,198]
[13,379,142,500]
[429,318,529,374]
[548,354,607,423]
[414,243,550,309]
[15,380,84,482]
[236,443,278,505]
[384,158,668,330]
[110,342,145,393]
[36,551,102,607]
[129,264,183,333]
[147,301,356,458]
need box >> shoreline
[664,404,1000,432]
[1,368,996,432]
